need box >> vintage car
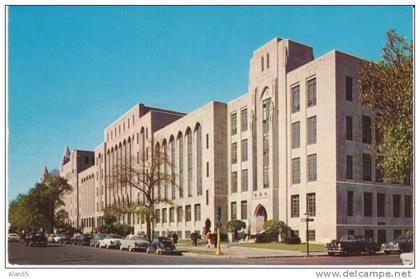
[382,235,413,254]
[77,234,93,245]
[70,234,82,245]
[8,233,20,242]
[120,234,149,252]
[46,234,56,243]
[24,233,48,247]
[98,234,122,249]
[53,234,71,244]
[326,235,381,256]
[400,252,414,266]
[90,233,108,247]
[146,236,176,255]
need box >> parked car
[77,234,93,245]
[90,233,107,247]
[326,235,381,256]
[98,234,122,249]
[8,233,20,242]
[382,236,413,254]
[400,252,414,266]
[53,234,70,244]
[146,236,176,255]
[24,233,48,247]
[70,234,83,245]
[46,234,56,243]
[120,234,149,252]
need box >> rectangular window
[308,230,316,242]
[194,204,201,222]
[206,190,209,205]
[346,155,353,179]
[362,115,372,144]
[231,202,237,220]
[377,193,386,217]
[362,153,372,181]
[185,205,191,222]
[240,140,247,162]
[346,116,353,141]
[291,195,300,218]
[364,192,373,217]
[241,108,248,132]
[307,154,317,182]
[292,121,300,149]
[378,230,387,244]
[169,207,175,223]
[231,142,238,164]
[177,206,183,222]
[365,230,374,241]
[348,229,355,236]
[307,193,316,217]
[307,78,317,107]
[346,76,353,101]
[231,171,238,193]
[206,162,209,177]
[241,169,248,192]
[307,116,317,145]
[155,209,160,223]
[393,230,402,239]
[291,85,300,113]
[231,113,237,135]
[404,195,412,218]
[206,133,209,149]
[162,208,167,223]
[292,158,300,184]
[241,201,247,220]
[393,194,401,217]
[347,191,353,216]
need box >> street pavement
[8,241,402,266]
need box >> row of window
[291,78,317,113]
[261,53,270,72]
[231,108,248,135]
[291,116,317,148]
[346,115,378,144]
[230,201,248,220]
[154,204,202,224]
[231,139,248,164]
[347,191,412,218]
[231,169,248,193]
[346,153,383,182]
[290,193,316,217]
[292,154,317,184]
[107,114,138,142]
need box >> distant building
[59,38,413,243]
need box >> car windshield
[107,234,121,239]
[129,236,145,240]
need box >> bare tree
[107,144,176,240]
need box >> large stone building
[59,38,413,243]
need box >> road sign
[301,218,314,222]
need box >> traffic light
[216,207,221,221]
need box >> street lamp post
[301,213,314,257]
[216,207,222,256]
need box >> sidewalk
[177,243,328,259]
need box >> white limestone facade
[58,37,413,243]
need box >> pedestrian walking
[172,233,178,245]
[191,232,198,246]
[206,230,212,248]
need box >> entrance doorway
[254,205,267,233]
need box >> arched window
[155,142,161,200]
[169,136,175,200]
[195,123,202,196]
[177,132,184,198]
[162,140,168,200]
[186,128,192,197]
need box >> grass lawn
[232,242,326,252]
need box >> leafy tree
[107,145,176,241]
[8,174,72,233]
[225,220,246,241]
[359,30,413,184]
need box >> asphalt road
[8,241,402,266]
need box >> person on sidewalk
[206,230,212,248]
[191,232,198,246]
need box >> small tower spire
[40,166,49,182]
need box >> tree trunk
[146,214,152,241]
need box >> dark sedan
[24,233,48,247]
[146,236,176,255]
[382,236,413,254]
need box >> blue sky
[8,6,413,200]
